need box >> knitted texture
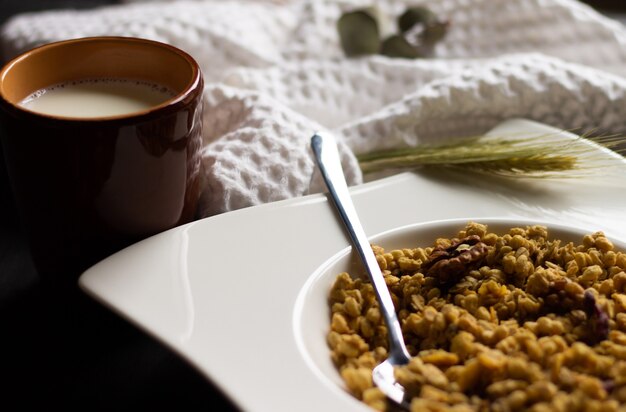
[2,0,626,216]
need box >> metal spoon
[311,132,411,409]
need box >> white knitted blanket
[3,0,626,216]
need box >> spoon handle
[311,133,410,362]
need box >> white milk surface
[19,79,175,118]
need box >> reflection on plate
[80,119,626,412]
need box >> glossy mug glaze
[0,37,204,283]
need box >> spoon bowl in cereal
[311,132,412,409]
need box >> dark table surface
[0,0,624,410]
[0,1,237,410]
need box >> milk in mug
[19,78,175,118]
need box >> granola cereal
[328,222,626,411]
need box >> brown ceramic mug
[0,37,204,284]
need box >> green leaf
[380,34,421,58]
[398,7,436,33]
[337,10,380,57]
[421,20,450,47]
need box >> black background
[0,0,623,410]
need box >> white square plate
[80,119,626,411]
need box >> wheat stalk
[358,132,625,177]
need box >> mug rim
[0,36,203,124]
